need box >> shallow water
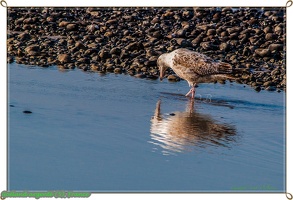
[8,63,285,192]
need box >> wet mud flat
[7,7,285,92]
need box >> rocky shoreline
[7,7,286,92]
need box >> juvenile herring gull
[157,48,234,98]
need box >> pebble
[146,75,159,80]
[23,110,32,114]
[255,48,271,57]
[66,23,78,31]
[268,44,283,52]
[167,75,180,82]
[265,33,277,41]
[110,47,121,55]
[265,86,277,91]
[57,54,71,63]
[114,67,122,73]
[134,74,146,78]
[219,43,230,52]
[17,32,30,41]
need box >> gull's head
[157,53,170,81]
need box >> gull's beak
[159,70,164,82]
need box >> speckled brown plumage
[157,48,233,98]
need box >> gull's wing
[172,48,232,76]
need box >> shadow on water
[160,91,283,110]
[149,99,237,155]
[160,91,234,109]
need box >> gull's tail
[218,62,249,75]
[218,62,233,74]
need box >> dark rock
[200,42,217,50]
[146,49,158,57]
[218,80,226,84]
[106,65,114,72]
[18,32,31,41]
[46,16,55,22]
[23,24,31,30]
[191,35,204,45]
[134,74,146,78]
[125,42,143,51]
[219,43,230,52]
[220,31,228,37]
[77,57,90,64]
[8,56,14,63]
[151,17,160,24]
[268,44,283,52]
[75,41,86,50]
[227,27,241,34]
[98,49,110,59]
[265,86,276,91]
[212,12,221,21]
[146,75,158,80]
[67,63,75,69]
[207,29,216,36]
[90,64,100,71]
[66,23,78,31]
[23,18,34,24]
[263,81,275,87]
[167,74,180,81]
[106,19,117,25]
[59,21,70,27]
[87,43,98,49]
[84,49,97,56]
[255,48,271,57]
[254,86,261,92]
[104,31,114,37]
[264,11,272,17]
[229,33,239,40]
[114,67,122,73]
[271,69,281,76]
[222,7,232,12]
[58,54,71,63]
[144,60,156,67]
[175,38,192,47]
[265,33,277,41]
[25,45,40,56]
[110,47,121,55]
[176,29,186,37]
[15,17,24,25]
[263,26,273,34]
[182,10,193,19]
[82,66,89,71]
[274,25,283,35]
[152,31,162,38]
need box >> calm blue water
[8,63,285,192]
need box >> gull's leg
[185,86,196,98]
[185,87,193,97]
[191,86,196,98]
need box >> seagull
[157,48,235,98]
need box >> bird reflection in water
[150,99,237,154]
